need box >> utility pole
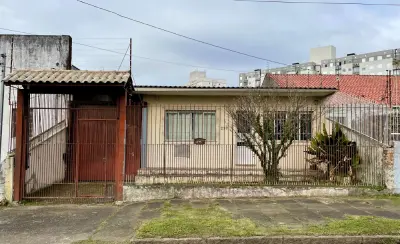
[389,70,392,108]
[394,49,399,105]
[0,54,6,154]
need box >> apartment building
[239,46,336,87]
[239,46,400,87]
[239,63,321,87]
[321,49,400,76]
[187,70,226,87]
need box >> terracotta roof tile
[266,74,400,105]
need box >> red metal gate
[75,111,117,198]
[74,106,117,198]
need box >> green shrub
[305,123,361,183]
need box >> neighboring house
[263,74,398,142]
[186,71,226,87]
[263,74,400,105]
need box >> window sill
[235,164,257,166]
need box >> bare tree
[226,89,310,183]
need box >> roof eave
[133,87,337,97]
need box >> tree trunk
[264,152,280,184]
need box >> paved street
[1,197,400,244]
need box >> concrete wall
[0,154,14,202]
[0,35,72,163]
[383,147,395,192]
[123,185,383,202]
[24,125,67,195]
[0,158,4,202]
[0,35,72,74]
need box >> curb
[131,236,400,244]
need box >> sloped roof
[2,70,131,84]
[265,74,400,105]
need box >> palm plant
[305,123,361,183]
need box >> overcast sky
[1,0,400,86]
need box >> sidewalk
[0,197,400,244]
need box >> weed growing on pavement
[136,203,261,238]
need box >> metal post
[115,92,127,201]
[129,38,132,75]
[0,54,6,157]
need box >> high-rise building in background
[310,46,336,64]
[187,70,226,87]
[321,49,399,75]
[239,46,400,87]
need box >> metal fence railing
[126,102,389,187]
[7,99,392,198]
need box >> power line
[0,27,32,35]
[0,28,130,40]
[234,0,400,6]
[118,44,130,71]
[74,37,130,39]
[0,27,244,73]
[72,42,244,72]
[75,0,288,66]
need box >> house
[263,74,397,142]
[131,85,335,184]
[1,70,388,202]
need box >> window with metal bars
[236,111,312,141]
[165,111,216,141]
[275,112,312,141]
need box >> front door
[236,141,254,165]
